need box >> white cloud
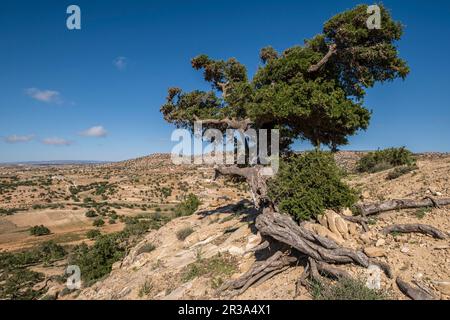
[42,137,72,146]
[113,56,128,71]
[4,134,35,143]
[25,88,62,104]
[79,126,108,137]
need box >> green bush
[69,234,125,285]
[92,219,105,227]
[268,151,358,222]
[85,210,98,218]
[136,243,156,255]
[174,194,201,217]
[311,278,388,300]
[86,229,101,239]
[0,241,66,300]
[176,227,194,241]
[357,147,415,173]
[29,225,51,236]
[386,165,418,180]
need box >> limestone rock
[364,247,385,258]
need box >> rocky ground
[70,153,450,300]
[1,152,449,300]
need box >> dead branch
[396,277,436,300]
[308,44,337,72]
[355,197,450,216]
[382,224,448,239]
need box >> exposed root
[396,277,436,300]
[256,208,371,268]
[218,250,297,296]
[382,223,448,239]
[355,197,450,216]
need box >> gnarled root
[256,208,371,268]
[218,250,297,296]
[382,224,448,239]
[355,197,450,216]
[396,277,436,300]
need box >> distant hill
[0,160,110,167]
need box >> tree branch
[308,44,337,73]
[194,116,253,131]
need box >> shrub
[29,225,51,236]
[92,219,105,227]
[268,151,358,222]
[136,243,156,255]
[86,229,101,239]
[386,165,418,180]
[176,227,194,241]
[311,278,388,300]
[69,234,125,285]
[85,210,98,218]
[174,194,201,217]
[181,253,238,283]
[357,147,415,173]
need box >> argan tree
[160,4,412,295]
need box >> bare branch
[308,44,337,73]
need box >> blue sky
[0,0,449,162]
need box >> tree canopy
[160,4,409,151]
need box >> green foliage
[357,147,415,173]
[0,241,67,300]
[86,229,101,239]
[29,225,51,236]
[160,4,408,150]
[176,227,194,241]
[92,219,105,227]
[181,253,238,283]
[70,213,172,286]
[136,243,156,255]
[69,235,125,286]
[85,210,98,218]
[268,151,357,221]
[311,278,388,300]
[174,194,201,217]
[414,207,432,219]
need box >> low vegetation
[357,147,415,173]
[268,151,358,221]
[174,193,201,217]
[386,165,418,180]
[176,227,194,241]
[29,225,51,236]
[310,278,389,300]
[0,241,67,300]
[69,212,172,286]
[181,253,238,285]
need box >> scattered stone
[360,232,373,245]
[375,239,386,247]
[341,208,353,217]
[364,247,385,258]
[400,246,410,254]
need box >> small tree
[92,219,105,228]
[29,225,50,236]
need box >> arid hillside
[72,153,449,300]
[1,152,449,300]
